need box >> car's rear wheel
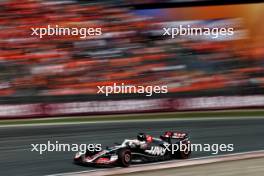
[118,148,131,167]
[174,141,191,159]
[176,148,191,159]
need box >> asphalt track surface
[118,158,264,176]
[0,117,264,176]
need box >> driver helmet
[137,133,146,141]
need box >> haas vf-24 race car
[74,131,191,167]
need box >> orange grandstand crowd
[0,0,263,98]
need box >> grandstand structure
[0,0,263,104]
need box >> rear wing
[161,131,188,139]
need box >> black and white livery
[74,131,191,167]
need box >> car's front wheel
[118,148,131,167]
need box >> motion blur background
[0,0,263,118]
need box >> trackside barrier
[1,95,264,119]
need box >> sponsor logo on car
[145,146,166,156]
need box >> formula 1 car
[74,131,191,167]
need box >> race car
[74,131,191,167]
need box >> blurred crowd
[0,0,263,98]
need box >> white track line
[47,150,264,176]
[1,116,264,128]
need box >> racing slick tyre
[117,148,131,167]
[173,141,191,159]
[175,148,191,159]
